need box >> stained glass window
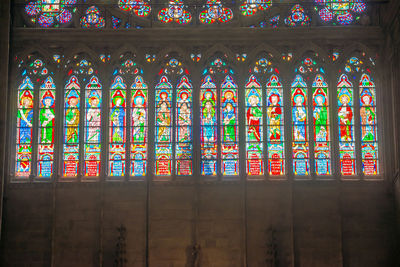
[199,0,233,24]
[131,76,148,177]
[63,76,81,177]
[158,0,192,25]
[108,57,148,178]
[118,0,151,17]
[245,54,285,178]
[63,56,98,177]
[155,76,173,176]
[359,74,379,175]
[80,6,105,28]
[201,57,238,177]
[200,76,218,175]
[221,76,239,176]
[16,76,35,177]
[240,0,271,16]
[38,76,56,177]
[176,76,193,175]
[291,75,309,176]
[337,74,356,176]
[245,75,263,176]
[312,75,331,175]
[315,0,367,25]
[267,75,285,176]
[338,54,379,177]
[285,4,311,27]
[25,0,76,27]
[84,76,102,177]
[15,57,54,178]
[109,76,126,177]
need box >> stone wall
[0,181,397,267]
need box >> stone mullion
[53,60,64,182]
[9,57,20,180]
[353,71,363,179]
[190,61,201,181]
[125,70,132,181]
[100,61,110,182]
[142,60,155,180]
[30,60,43,180]
[329,62,340,179]
[237,64,246,181]
[281,63,293,180]
[308,73,316,179]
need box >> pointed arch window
[312,75,331,175]
[291,75,310,176]
[63,56,101,178]
[155,58,193,177]
[15,56,56,178]
[291,55,331,177]
[359,74,378,175]
[245,55,285,178]
[201,57,238,177]
[339,54,379,177]
[108,57,148,178]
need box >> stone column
[0,0,11,239]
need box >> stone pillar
[0,0,11,239]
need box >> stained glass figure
[131,76,148,176]
[267,75,285,176]
[109,76,126,177]
[199,0,233,24]
[240,0,271,16]
[245,75,263,176]
[25,0,76,27]
[221,75,239,176]
[158,0,192,25]
[200,75,217,175]
[291,75,309,175]
[312,75,331,175]
[63,76,81,177]
[337,74,356,176]
[155,76,173,176]
[37,77,56,177]
[176,76,193,175]
[118,0,151,17]
[315,0,367,25]
[359,74,378,175]
[84,76,102,177]
[285,4,310,27]
[16,77,35,177]
[80,6,105,28]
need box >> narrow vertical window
[176,76,193,175]
[84,76,102,177]
[312,75,331,175]
[16,76,35,177]
[38,76,56,177]
[245,75,263,176]
[291,75,309,176]
[63,76,81,177]
[131,76,148,177]
[155,76,173,176]
[109,76,127,177]
[267,75,285,176]
[221,75,239,175]
[359,74,379,175]
[337,74,356,176]
[200,75,218,175]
